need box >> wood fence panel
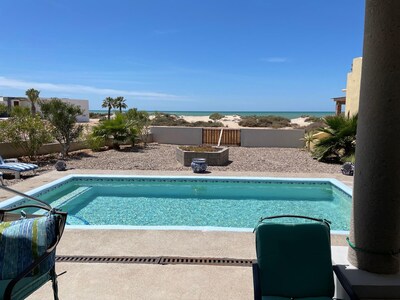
[202,128,240,146]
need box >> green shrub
[191,121,224,127]
[151,113,190,126]
[40,98,84,158]
[239,115,291,128]
[0,107,52,160]
[86,133,106,151]
[209,113,225,122]
[312,114,357,163]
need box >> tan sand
[87,115,311,129]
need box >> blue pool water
[3,176,352,231]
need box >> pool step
[51,186,92,209]
[66,214,90,225]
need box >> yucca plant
[301,131,317,151]
[312,114,357,162]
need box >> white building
[0,96,89,122]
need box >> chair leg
[50,267,59,300]
[252,262,262,300]
[15,172,20,179]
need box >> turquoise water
[89,110,334,118]
[29,177,352,231]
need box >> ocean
[89,110,334,119]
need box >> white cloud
[0,76,179,99]
[260,57,288,63]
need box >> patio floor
[0,170,353,299]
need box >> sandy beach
[93,114,313,128]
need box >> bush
[40,98,84,158]
[86,133,106,151]
[209,113,225,122]
[312,114,357,163]
[151,113,190,126]
[92,113,133,150]
[239,115,291,128]
[191,121,224,127]
[0,107,52,160]
[89,112,107,118]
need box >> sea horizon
[89,110,334,118]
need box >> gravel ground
[1,143,342,186]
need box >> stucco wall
[151,127,203,145]
[240,128,305,148]
[345,57,362,117]
[0,97,90,122]
[0,141,87,158]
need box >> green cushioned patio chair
[252,215,356,300]
[0,184,67,300]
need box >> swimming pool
[0,175,352,232]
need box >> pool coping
[0,174,352,235]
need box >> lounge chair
[0,184,67,300]
[0,156,38,179]
[252,215,358,300]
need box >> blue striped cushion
[0,163,38,172]
[0,215,57,280]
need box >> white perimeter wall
[151,127,305,148]
[151,127,203,145]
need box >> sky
[0,0,365,111]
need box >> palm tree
[102,97,115,120]
[312,114,358,162]
[25,88,40,115]
[114,96,128,113]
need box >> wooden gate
[202,128,241,146]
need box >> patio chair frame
[0,185,67,300]
[252,215,359,300]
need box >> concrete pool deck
[0,170,353,299]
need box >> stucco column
[348,0,400,274]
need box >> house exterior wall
[0,96,89,122]
[345,57,362,117]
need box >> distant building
[0,96,89,122]
[345,57,362,117]
[331,57,362,117]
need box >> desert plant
[0,103,7,115]
[312,114,357,163]
[0,106,52,160]
[209,113,225,122]
[125,108,151,146]
[239,115,291,128]
[25,88,40,115]
[151,112,190,126]
[40,98,84,158]
[301,131,317,151]
[102,97,115,120]
[92,113,132,150]
[86,132,106,151]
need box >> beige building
[0,96,89,122]
[345,57,362,117]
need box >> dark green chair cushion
[0,271,52,300]
[256,221,334,298]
